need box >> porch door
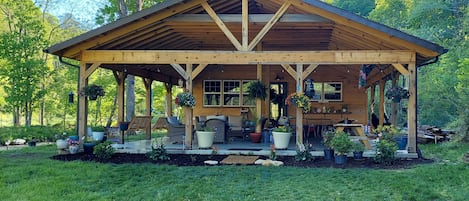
[270,82,288,120]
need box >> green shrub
[93,141,115,161]
[146,144,170,161]
[295,144,314,161]
[374,139,398,165]
[330,130,353,155]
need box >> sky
[36,0,108,29]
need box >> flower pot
[119,122,130,131]
[272,131,292,149]
[56,139,68,149]
[69,135,79,141]
[334,154,347,165]
[353,151,364,160]
[196,131,215,148]
[83,143,96,154]
[28,141,36,147]
[249,132,262,143]
[324,149,334,160]
[88,95,98,100]
[92,132,105,141]
[395,135,408,150]
[69,145,79,154]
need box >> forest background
[0,0,467,140]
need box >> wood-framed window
[203,80,254,107]
[311,82,343,102]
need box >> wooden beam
[369,84,376,128]
[408,61,417,153]
[280,64,297,78]
[191,64,208,79]
[302,64,319,80]
[242,0,248,50]
[248,1,291,51]
[390,75,398,126]
[256,44,263,122]
[201,1,243,51]
[78,62,88,146]
[84,63,102,79]
[166,14,330,23]
[170,63,188,80]
[81,50,416,65]
[392,63,409,75]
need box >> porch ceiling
[46,0,446,83]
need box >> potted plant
[330,130,353,164]
[248,108,264,143]
[322,130,335,160]
[83,84,105,101]
[385,86,409,103]
[286,92,312,113]
[247,80,268,101]
[67,138,80,154]
[55,132,68,150]
[352,141,365,160]
[272,126,293,149]
[373,125,406,150]
[92,126,106,142]
[196,126,215,149]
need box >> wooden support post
[379,80,385,126]
[113,71,126,144]
[390,75,398,126]
[143,78,153,140]
[408,62,417,153]
[185,64,194,149]
[256,44,263,121]
[369,84,376,128]
[165,83,172,117]
[78,62,88,146]
[241,0,248,50]
[296,64,304,146]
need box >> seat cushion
[167,116,181,125]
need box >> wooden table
[334,124,372,149]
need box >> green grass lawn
[1,143,468,201]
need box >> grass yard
[0,143,468,201]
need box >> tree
[96,0,164,122]
[0,0,49,126]
[332,0,375,17]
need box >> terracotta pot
[249,132,262,143]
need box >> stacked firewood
[417,125,454,144]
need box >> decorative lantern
[68,92,74,104]
[304,79,315,98]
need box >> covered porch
[45,0,446,156]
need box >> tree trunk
[106,95,118,128]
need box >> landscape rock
[204,160,219,165]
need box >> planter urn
[196,131,215,148]
[272,131,292,149]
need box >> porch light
[68,92,74,104]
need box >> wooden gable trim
[289,0,440,58]
[81,50,416,65]
[59,0,204,58]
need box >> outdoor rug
[220,155,259,165]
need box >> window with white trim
[311,82,342,102]
[203,80,254,107]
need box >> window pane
[204,94,221,106]
[204,80,222,106]
[324,82,342,101]
[224,94,240,106]
[224,81,240,93]
[311,82,323,101]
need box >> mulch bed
[50,153,434,169]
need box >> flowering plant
[285,93,311,113]
[67,139,79,146]
[175,92,196,107]
[385,86,409,102]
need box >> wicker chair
[165,117,186,143]
[204,118,228,143]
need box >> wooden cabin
[45,0,446,153]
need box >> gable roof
[45,0,446,80]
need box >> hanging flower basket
[385,86,409,103]
[175,92,196,107]
[286,93,311,113]
[83,84,105,101]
